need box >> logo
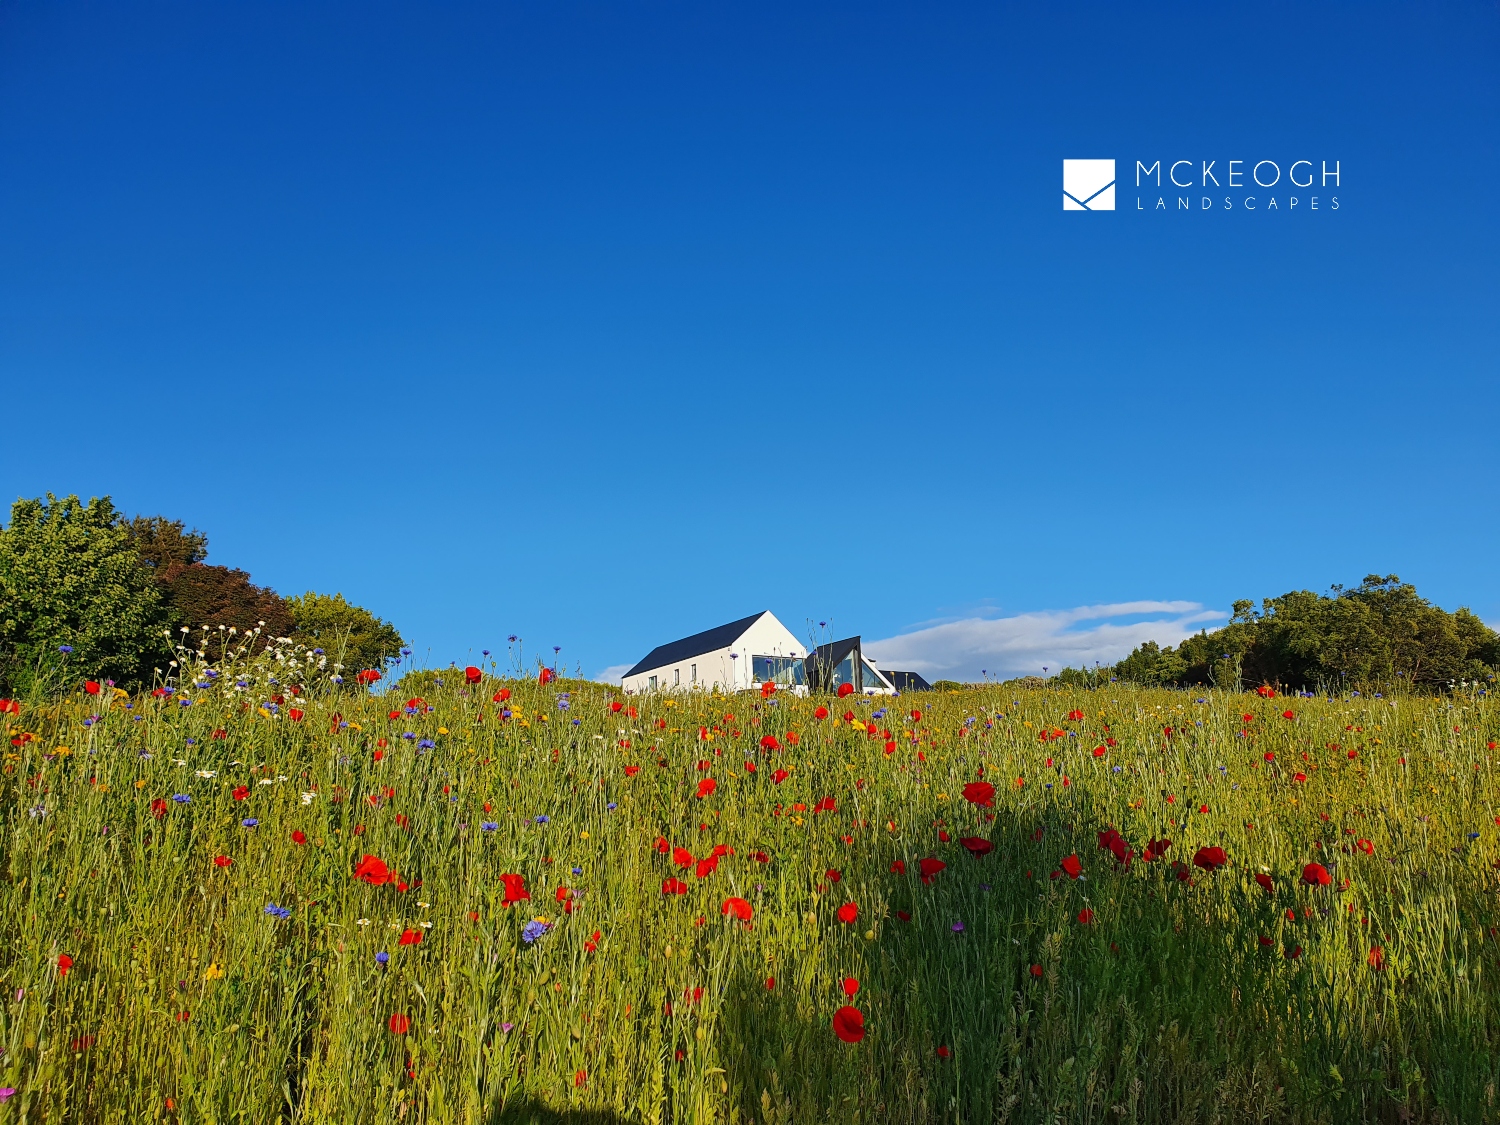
[1063,159,1115,210]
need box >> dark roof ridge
[623,611,770,678]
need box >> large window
[752,655,805,687]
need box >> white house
[621,611,806,694]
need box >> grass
[1,643,1497,1123]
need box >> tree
[285,592,404,680]
[125,514,296,658]
[1110,575,1498,692]
[0,495,169,693]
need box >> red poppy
[938,830,951,842]
[759,734,780,751]
[836,902,859,924]
[538,668,555,684]
[1301,862,1332,887]
[356,669,382,686]
[84,680,100,695]
[1285,944,1302,960]
[1060,853,1082,878]
[1092,745,1106,757]
[961,782,995,808]
[910,709,922,721]
[722,897,753,922]
[625,765,640,777]
[814,797,836,814]
[1192,846,1227,872]
[500,873,531,904]
[1067,709,1084,721]
[896,910,911,921]
[398,928,423,946]
[884,741,896,755]
[772,768,789,784]
[890,859,906,875]
[464,666,482,684]
[662,877,689,895]
[814,706,829,720]
[555,885,573,903]
[213,855,232,868]
[574,1069,587,1088]
[754,851,769,863]
[664,846,689,868]
[1077,908,1094,925]
[233,785,249,801]
[494,688,511,702]
[1254,872,1273,894]
[211,727,228,739]
[353,855,395,886]
[288,708,304,722]
[843,711,855,722]
[832,1005,865,1043]
[585,930,601,953]
[1367,946,1385,970]
[919,857,946,884]
[765,976,776,990]
[0,699,17,715]
[837,683,855,698]
[1029,963,1043,978]
[57,953,73,976]
[761,681,777,698]
[696,778,717,799]
[695,855,719,878]
[151,797,168,819]
[841,976,859,997]
[1356,838,1374,856]
[936,1045,951,1058]
[388,1013,411,1035]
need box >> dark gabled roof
[881,670,933,692]
[806,636,861,691]
[624,612,769,678]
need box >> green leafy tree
[286,592,405,681]
[1111,575,1498,692]
[0,495,169,694]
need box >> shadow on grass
[492,1104,634,1125]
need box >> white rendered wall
[622,612,806,694]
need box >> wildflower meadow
[2,636,1498,1123]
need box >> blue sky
[2,2,1496,681]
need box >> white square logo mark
[1063,159,1115,210]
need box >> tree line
[1064,575,1498,693]
[0,494,405,695]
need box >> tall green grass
[0,647,1496,1123]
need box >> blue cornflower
[242,818,258,828]
[556,697,570,711]
[58,645,73,654]
[521,919,552,944]
[572,866,582,875]
[313,648,324,655]
[417,739,435,749]
[185,738,196,745]
[179,699,192,707]
[172,794,190,803]
[534,815,549,824]
[402,732,416,741]
[264,904,290,919]
[606,802,617,810]
[376,951,389,964]
[482,650,490,656]
[481,821,498,831]
[951,921,965,933]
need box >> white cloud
[593,663,633,685]
[863,601,1226,683]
